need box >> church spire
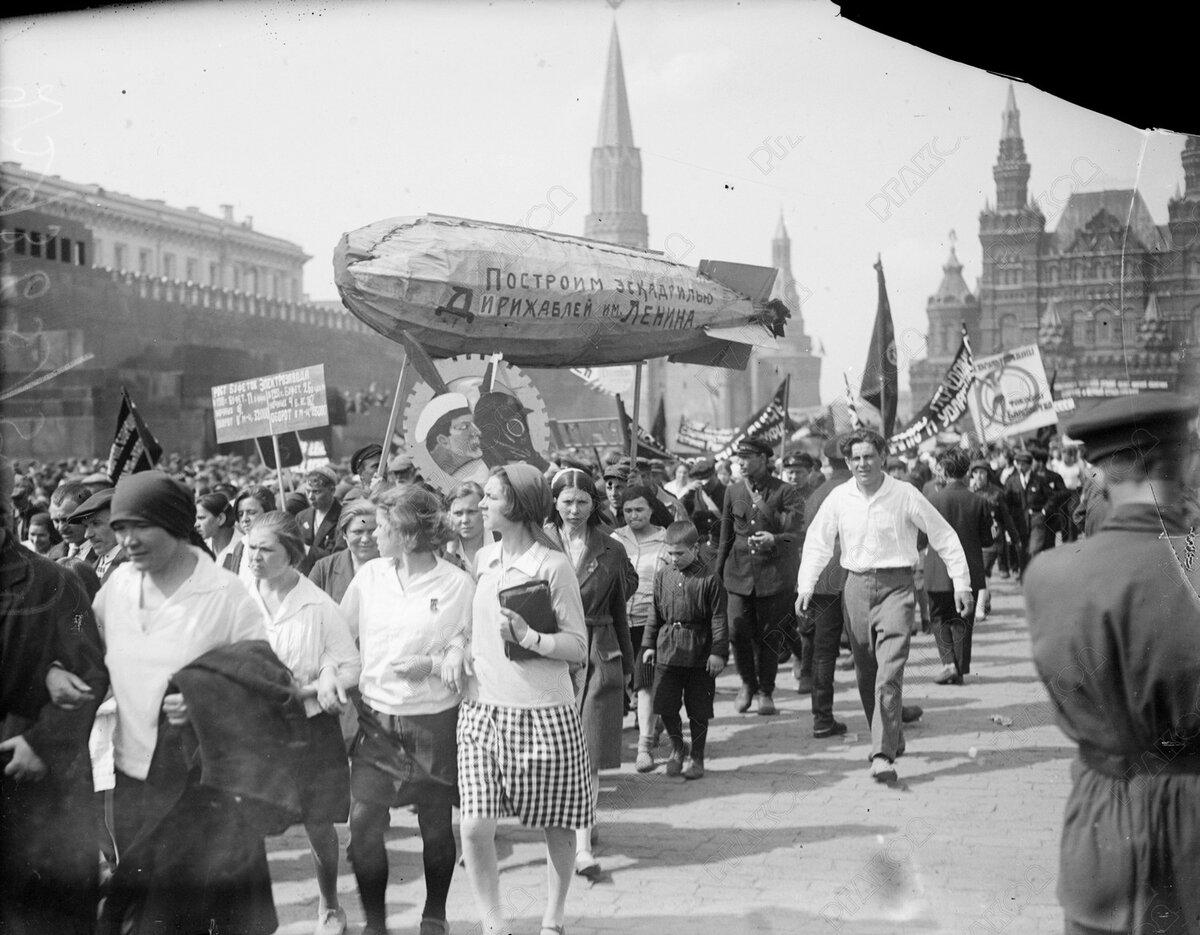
[1183,135,1200,200]
[994,83,1032,212]
[584,22,648,248]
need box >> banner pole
[272,433,287,497]
[780,374,791,462]
[376,353,410,492]
[629,363,643,464]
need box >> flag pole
[629,363,644,464]
[376,352,410,492]
[780,373,791,462]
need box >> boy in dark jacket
[643,521,728,780]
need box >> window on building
[210,262,219,287]
[46,237,57,261]
[29,232,42,258]
[162,253,175,279]
[245,268,258,294]
[75,241,86,266]
[1049,265,1059,284]
[13,229,26,254]
[1094,311,1121,347]
[999,314,1020,350]
[1072,311,1091,346]
[114,243,127,269]
[60,237,72,262]
[186,258,198,282]
[139,249,152,274]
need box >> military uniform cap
[781,452,811,469]
[1066,392,1198,463]
[735,437,773,458]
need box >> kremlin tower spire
[584,22,648,248]
[770,211,810,353]
[994,83,1032,212]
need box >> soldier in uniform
[1024,393,1200,934]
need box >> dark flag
[715,376,792,459]
[888,324,975,453]
[616,395,672,460]
[394,329,450,394]
[860,256,898,439]
[650,397,667,451]
[106,387,163,482]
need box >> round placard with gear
[403,355,551,494]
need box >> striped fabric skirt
[457,699,595,829]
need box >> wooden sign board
[212,364,329,444]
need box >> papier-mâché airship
[333,214,790,369]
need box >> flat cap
[1013,450,1033,464]
[603,463,630,482]
[688,457,715,480]
[1066,392,1198,464]
[735,437,773,458]
[350,444,383,476]
[969,459,992,474]
[68,488,115,523]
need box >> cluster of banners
[713,377,794,460]
[675,417,735,451]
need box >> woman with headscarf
[339,485,474,935]
[611,484,669,772]
[458,464,591,935]
[91,471,287,935]
[308,499,379,604]
[245,510,360,935]
[545,467,634,877]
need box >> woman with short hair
[245,510,361,935]
[443,480,487,577]
[225,486,276,579]
[546,468,635,877]
[458,464,591,935]
[339,485,474,935]
[196,491,238,569]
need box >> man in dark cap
[350,444,383,492]
[1024,393,1200,933]
[69,489,126,584]
[1025,446,1068,561]
[716,437,804,716]
[680,457,726,518]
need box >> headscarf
[498,462,559,551]
[110,471,196,540]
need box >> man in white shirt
[796,429,973,783]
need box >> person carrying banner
[716,437,804,717]
[797,429,972,782]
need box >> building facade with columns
[909,87,1199,417]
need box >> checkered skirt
[457,699,596,828]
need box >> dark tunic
[645,556,729,665]
[549,526,635,770]
[1025,502,1200,933]
[0,530,108,935]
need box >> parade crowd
[2,395,1198,935]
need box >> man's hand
[0,735,47,782]
[954,589,975,617]
[642,649,655,666]
[316,667,347,713]
[392,656,434,680]
[795,590,814,615]
[706,654,726,677]
[46,666,94,710]
[750,531,776,551]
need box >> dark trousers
[729,590,795,696]
[807,592,844,730]
[928,589,979,675]
[652,664,715,758]
[1026,513,1055,564]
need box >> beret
[735,437,773,458]
[1066,392,1198,464]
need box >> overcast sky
[1,0,1187,403]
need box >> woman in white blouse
[245,510,361,935]
[196,491,239,569]
[458,463,591,935]
[339,485,474,935]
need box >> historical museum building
[910,87,1199,413]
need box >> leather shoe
[755,693,777,716]
[813,720,847,738]
[870,756,898,783]
[734,684,753,713]
[795,675,814,694]
[901,704,923,723]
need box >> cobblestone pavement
[268,574,1073,934]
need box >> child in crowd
[642,521,728,779]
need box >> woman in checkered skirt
[459,463,592,935]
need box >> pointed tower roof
[774,210,788,241]
[933,244,973,304]
[1001,83,1022,140]
[596,23,635,147]
[1143,292,1161,321]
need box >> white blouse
[94,548,267,781]
[611,525,667,624]
[340,556,475,717]
[250,573,361,718]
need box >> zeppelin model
[334,214,790,370]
